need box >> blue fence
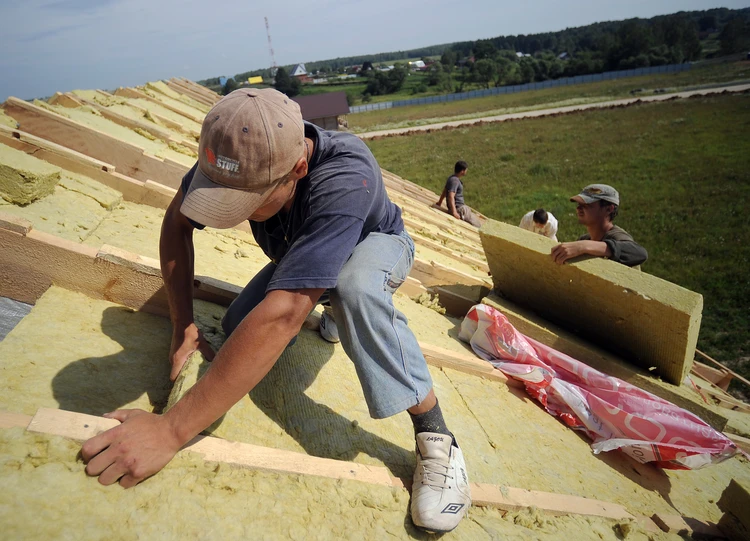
[349,63,691,114]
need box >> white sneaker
[410,432,471,533]
[319,308,340,343]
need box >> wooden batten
[114,87,205,124]
[70,93,180,145]
[48,92,83,108]
[2,97,189,188]
[19,406,659,526]
[176,78,221,102]
[166,79,216,106]
[411,258,491,289]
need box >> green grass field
[366,93,750,382]
[350,60,750,133]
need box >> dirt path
[358,83,750,139]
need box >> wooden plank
[0,217,233,312]
[176,78,220,102]
[113,87,205,124]
[0,125,184,210]
[410,230,489,273]
[0,124,115,174]
[166,80,215,107]
[692,361,733,391]
[402,216,485,259]
[71,93,180,144]
[0,411,32,429]
[689,376,750,413]
[0,213,32,235]
[27,408,396,486]
[725,432,750,454]
[411,258,491,289]
[696,349,750,389]
[472,483,633,520]
[48,92,83,108]
[418,342,521,387]
[3,97,189,188]
[25,407,650,523]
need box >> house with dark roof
[292,91,350,131]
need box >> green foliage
[719,17,750,55]
[349,58,749,132]
[221,78,239,95]
[473,59,498,88]
[364,65,408,96]
[366,94,750,371]
[273,67,301,97]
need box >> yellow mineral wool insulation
[0,164,122,241]
[0,288,173,416]
[146,80,183,100]
[123,98,203,132]
[0,186,110,242]
[0,108,18,129]
[80,202,270,287]
[40,101,195,167]
[0,142,61,205]
[444,368,750,523]
[0,428,657,541]
[146,81,211,114]
[138,88,208,123]
[414,242,487,278]
[71,89,126,108]
[2,286,746,531]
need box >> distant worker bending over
[434,161,482,227]
[551,184,647,267]
[519,208,558,241]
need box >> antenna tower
[264,17,278,74]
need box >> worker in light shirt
[519,208,558,242]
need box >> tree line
[199,7,749,97]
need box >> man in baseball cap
[82,88,471,534]
[550,183,647,267]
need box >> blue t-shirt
[181,122,403,291]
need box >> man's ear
[290,157,308,180]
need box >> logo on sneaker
[461,468,467,484]
[441,503,465,515]
[426,436,444,442]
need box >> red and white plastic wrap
[459,304,737,469]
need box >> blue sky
[1,0,747,101]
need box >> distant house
[408,60,426,70]
[558,52,569,60]
[290,63,312,83]
[515,51,524,58]
[292,91,350,131]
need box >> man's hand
[81,409,183,488]
[551,242,585,265]
[169,323,215,382]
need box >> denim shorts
[222,229,433,419]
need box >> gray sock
[409,399,452,437]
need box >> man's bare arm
[81,286,324,488]
[446,192,460,220]
[160,191,215,381]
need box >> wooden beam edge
[20,407,658,526]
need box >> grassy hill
[365,92,750,387]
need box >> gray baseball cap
[570,184,620,206]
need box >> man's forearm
[160,203,196,327]
[163,291,315,445]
